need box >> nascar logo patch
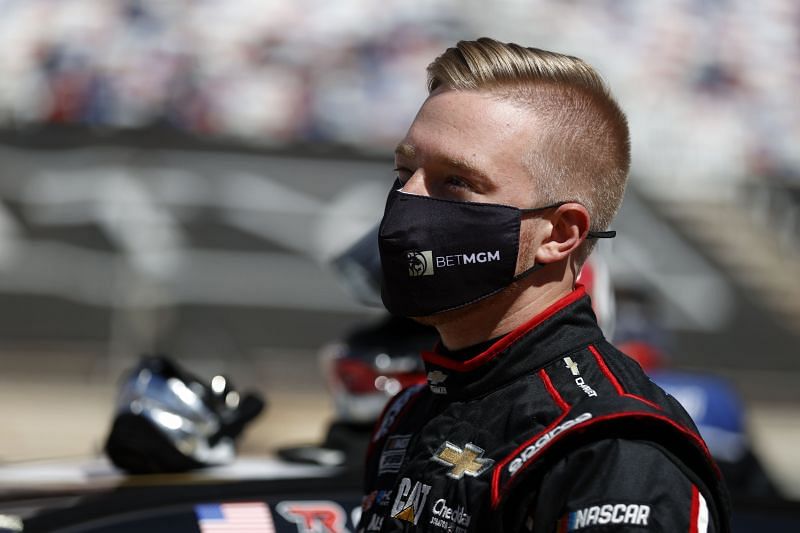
[560,503,650,530]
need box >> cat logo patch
[390,477,432,525]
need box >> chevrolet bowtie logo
[427,370,448,385]
[432,441,494,479]
[564,356,580,376]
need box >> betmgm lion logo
[407,250,434,277]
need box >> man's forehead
[404,92,539,161]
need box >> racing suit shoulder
[492,342,730,531]
[522,438,720,532]
[364,384,428,477]
[538,340,703,433]
[368,383,428,445]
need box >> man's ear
[534,203,591,264]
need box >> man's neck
[430,278,574,351]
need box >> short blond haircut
[427,38,630,264]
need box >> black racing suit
[359,287,730,532]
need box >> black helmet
[105,355,265,474]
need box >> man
[360,38,730,532]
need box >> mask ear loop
[513,202,617,281]
[510,203,566,282]
[510,230,616,282]
[511,261,547,282]
[520,200,617,240]
[588,230,616,239]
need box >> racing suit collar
[421,285,605,399]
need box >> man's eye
[445,176,470,190]
[393,167,413,184]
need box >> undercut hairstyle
[427,38,631,265]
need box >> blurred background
[0,0,798,499]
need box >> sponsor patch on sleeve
[559,503,650,530]
[378,434,412,475]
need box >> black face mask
[378,181,615,317]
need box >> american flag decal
[195,502,276,532]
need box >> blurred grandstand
[0,0,799,496]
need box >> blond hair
[427,38,630,264]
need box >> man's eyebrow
[394,143,415,159]
[394,143,489,181]
[442,155,488,179]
